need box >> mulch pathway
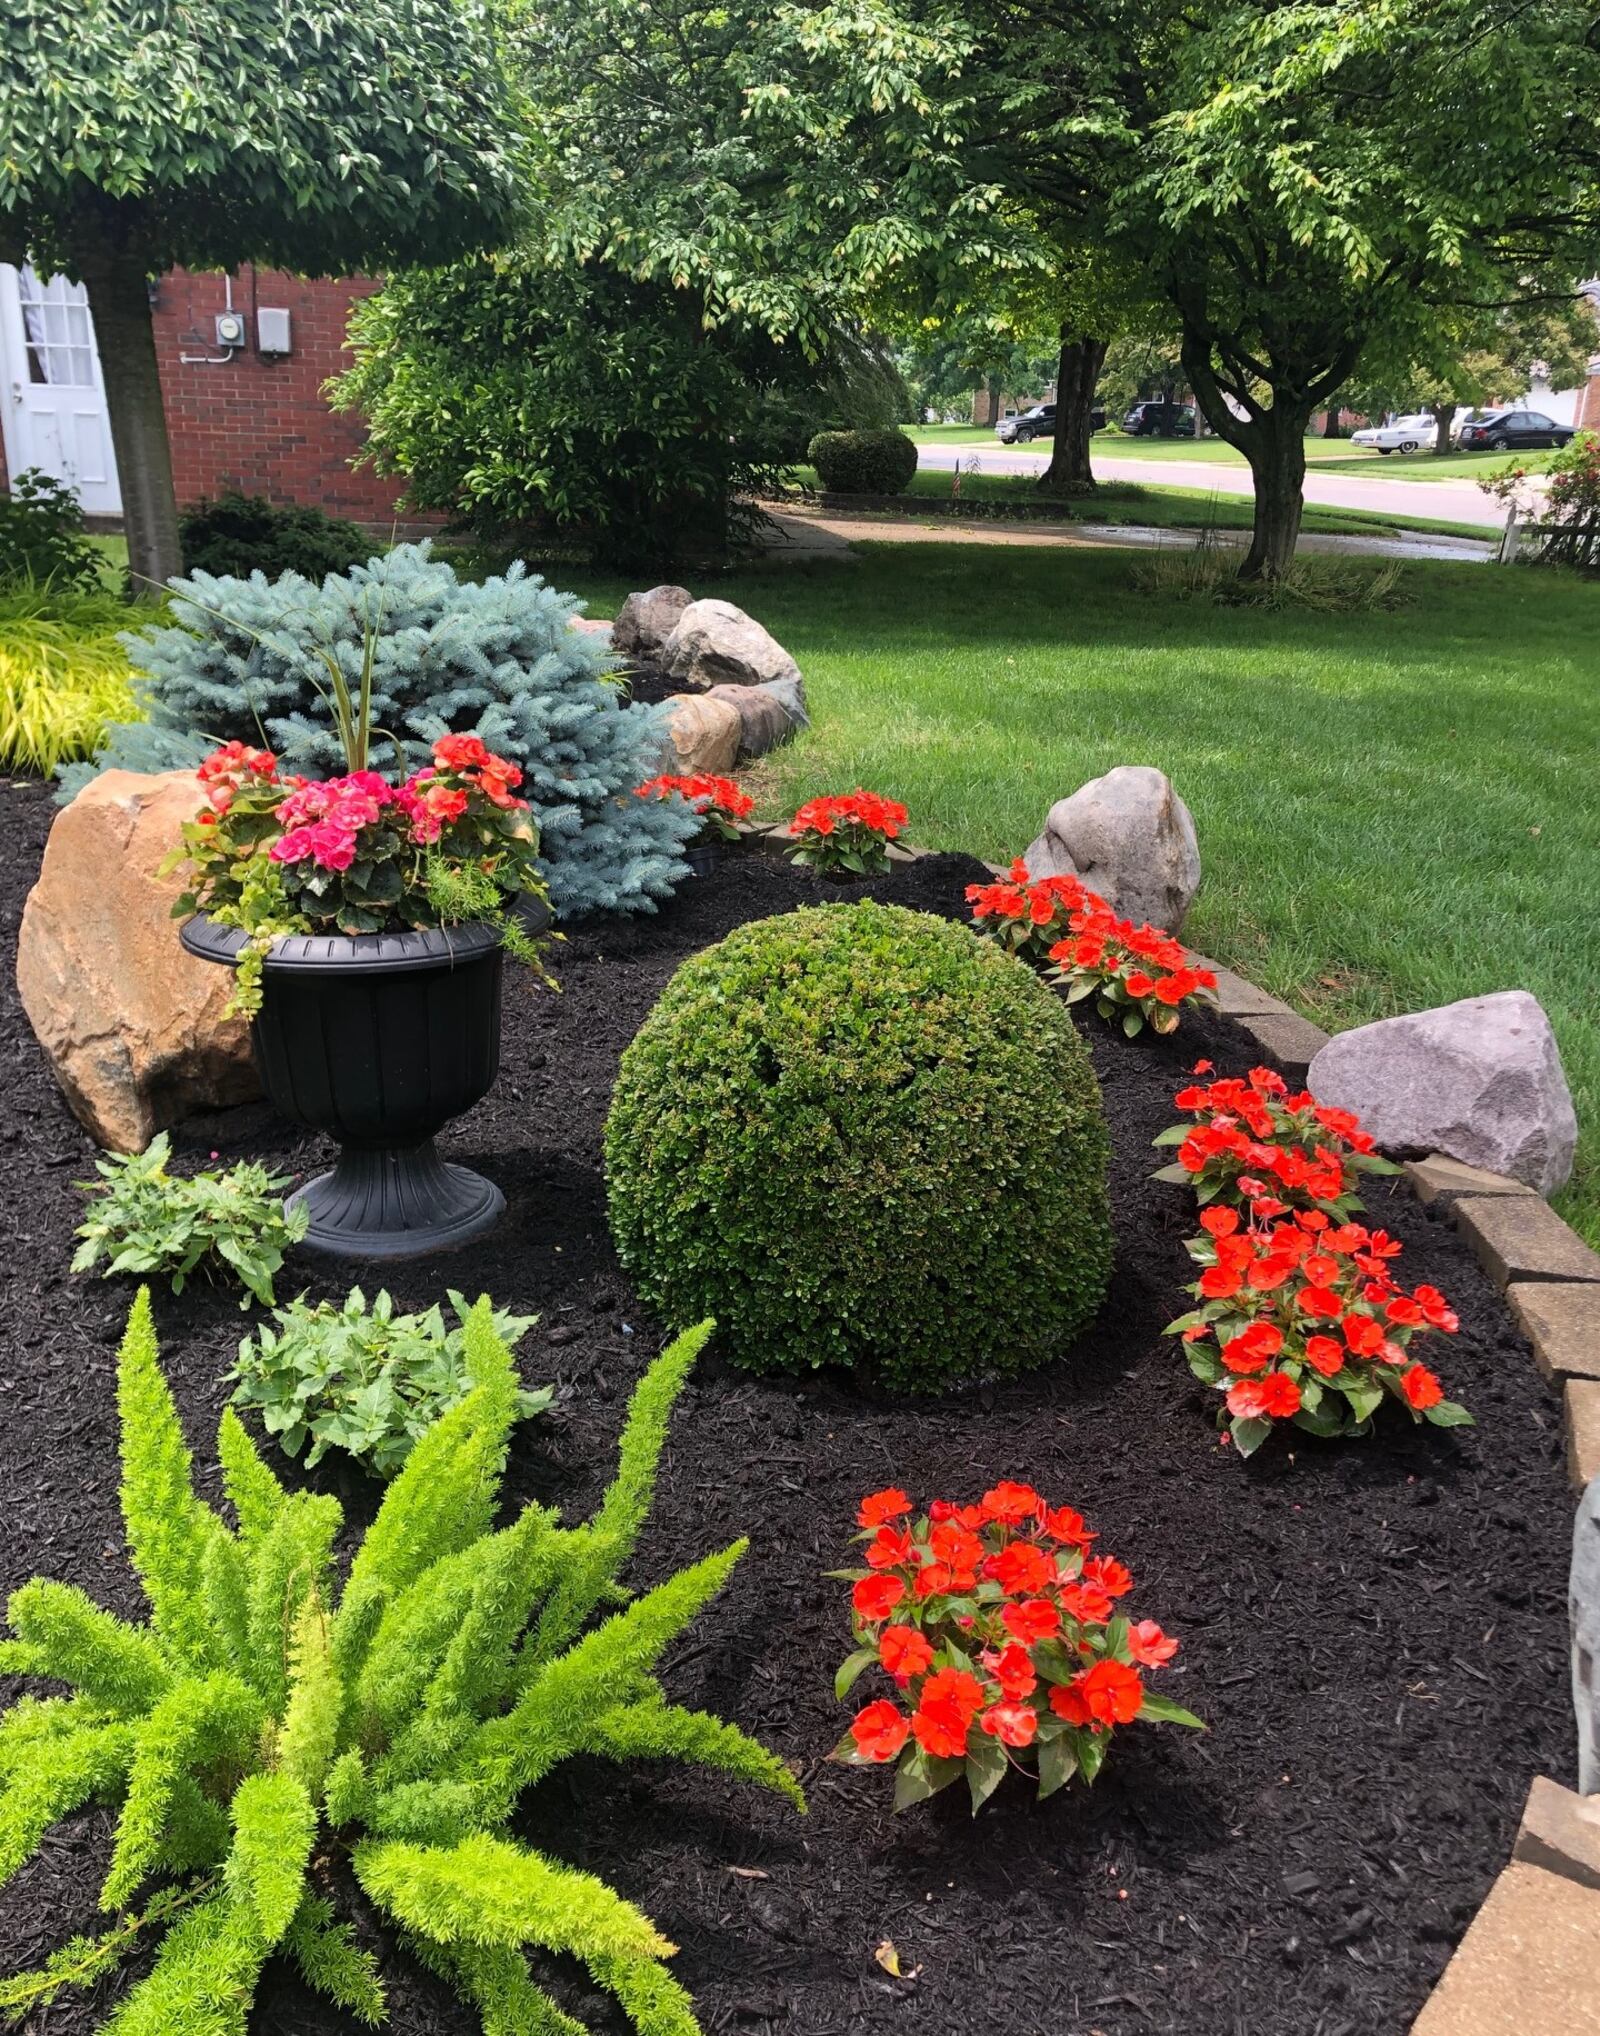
[0,778,1574,2036]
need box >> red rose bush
[1153,1062,1399,1216]
[833,1484,1201,1810]
[966,859,1216,1035]
[786,789,909,877]
[634,770,754,843]
[1157,1064,1472,1453]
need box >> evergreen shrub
[0,1291,800,2034]
[60,542,697,917]
[605,903,1114,1392]
[806,429,919,495]
[177,493,372,583]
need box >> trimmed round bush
[807,428,919,496]
[605,902,1113,1392]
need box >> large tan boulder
[656,694,742,775]
[17,770,261,1151]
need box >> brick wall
[150,267,441,528]
[1576,367,1600,434]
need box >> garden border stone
[1408,1859,1600,2035]
[1566,1382,1600,1490]
[1512,1776,1600,1893]
[1506,1284,1600,1385]
[1403,1155,1537,1206]
[1450,1194,1600,1289]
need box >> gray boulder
[1308,990,1577,1194]
[759,672,810,732]
[613,585,693,662]
[1023,765,1200,930]
[706,674,809,759]
[662,599,802,691]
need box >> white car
[1350,413,1439,455]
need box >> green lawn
[909,423,1537,482]
[568,543,1600,1242]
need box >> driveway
[916,440,1512,531]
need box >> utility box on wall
[256,307,293,356]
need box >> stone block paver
[1514,1778,1600,1895]
[1184,953,1300,1021]
[1409,1861,1600,2034]
[1567,1381,1600,1490]
[1405,1155,1536,1206]
[1232,1010,1331,1076]
[1509,1283,1600,1384]
[1451,1196,1600,1290]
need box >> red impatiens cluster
[966,859,1216,1036]
[833,1483,1201,1811]
[787,789,909,878]
[1157,1064,1472,1452]
[1152,1062,1399,1215]
[633,771,755,843]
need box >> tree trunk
[1238,412,1309,579]
[71,219,184,594]
[1322,406,1342,438]
[1038,333,1107,494]
[1432,403,1456,456]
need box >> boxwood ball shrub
[807,428,919,496]
[605,903,1113,1391]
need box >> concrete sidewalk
[760,504,1493,565]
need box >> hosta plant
[1152,1062,1399,1214]
[73,1132,306,1308]
[785,789,908,878]
[832,1483,1201,1811]
[229,1287,550,1479]
[634,773,753,845]
[0,1292,802,2034]
[1167,1208,1472,1453]
[966,860,1216,1035]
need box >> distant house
[0,262,434,530]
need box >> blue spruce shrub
[58,543,697,917]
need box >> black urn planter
[683,836,725,879]
[182,910,542,1260]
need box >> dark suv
[996,401,1107,444]
[1122,399,1196,438]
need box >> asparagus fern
[0,1292,799,2033]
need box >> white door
[0,263,122,515]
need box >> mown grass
[567,542,1600,1242]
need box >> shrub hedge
[807,428,920,496]
[605,902,1113,1392]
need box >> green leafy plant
[230,1288,552,1478]
[0,585,139,773]
[73,1133,307,1308]
[0,1291,802,2033]
[806,429,919,496]
[178,494,373,583]
[0,469,104,592]
[606,902,1113,1392]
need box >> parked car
[1121,399,1196,438]
[996,402,1106,444]
[1456,409,1576,453]
[1350,413,1438,455]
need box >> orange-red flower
[1001,1597,1061,1646]
[980,1702,1038,1747]
[1051,1658,1144,1728]
[1400,1363,1443,1409]
[858,1487,912,1528]
[879,1624,935,1681]
[852,1575,906,1622]
[851,1700,910,1762]
[1128,1619,1180,1668]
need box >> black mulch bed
[0,776,1576,2036]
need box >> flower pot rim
[181,910,519,978]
